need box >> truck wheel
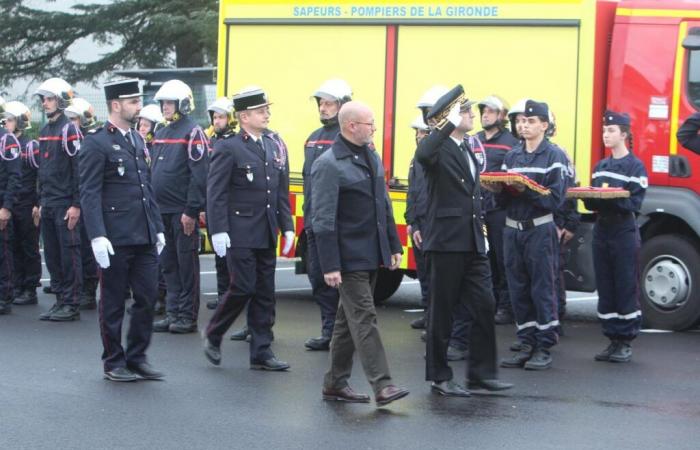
[639,234,700,330]
[373,269,403,305]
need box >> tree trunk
[175,38,204,67]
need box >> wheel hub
[644,258,690,309]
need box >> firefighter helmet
[3,101,32,130]
[65,98,96,128]
[34,78,74,109]
[312,79,353,103]
[478,95,509,115]
[154,79,194,115]
[138,104,164,125]
[207,97,236,128]
[410,114,429,131]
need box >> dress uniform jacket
[79,123,164,245]
[302,122,339,221]
[38,114,80,208]
[207,129,294,248]
[151,115,208,218]
[415,121,486,253]
[311,134,402,274]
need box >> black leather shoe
[468,379,514,392]
[376,385,410,406]
[594,340,619,362]
[447,346,468,361]
[494,308,514,325]
[206,297,220,310]
[524,348,552,370]
[609,341,632,363]
[229,326,250,341]
[39,302,60,321]
[203,338,221,366]
[169,318,197,334]
[49,304,80,321]
[153,315,176,332]
[250,357,290,371]
[431,381,471,397]
[43,286,56,294]
[322,386,370,403]
[13,290,38,306]
[104,367,139,382]
[127,362,165,380]
[304,335,331,351]
[0,301,11,315]
[509,341,524,352]
[410,316,426,329]
[500,344,534,368]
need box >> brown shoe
[375,385,409,406]
[322,386,370,403]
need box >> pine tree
[0,0,218,86]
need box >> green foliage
[0,0,218,86]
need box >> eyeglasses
[353,121,375,127]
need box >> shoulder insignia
[88,127,103,134]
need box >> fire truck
[216,0,700,330]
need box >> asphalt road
[1,255,699,450]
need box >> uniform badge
[117,158,125,176]
[112,145,121,151]
[246,164,254,182]
[74,141,81,151]
[474,152,484,167]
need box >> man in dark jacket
[301,79,351,351]
[416,89,512,397]
[312,101,409,407]
[0,116,21,314]
[150,79,208,334]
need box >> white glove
[447,103,462,127]
[156,232,166,255]
[282,231,295,255]
[212,232,231,258]
[91,236,115,269]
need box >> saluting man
[79,79,166,382]
[203,86,295,371]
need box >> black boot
[13,290,38,306]
[206,296,220,310]
[49,304,80,322]
[153,314,177,332]
[39,302,61,321]
[169,318,198,334]
[595,340,619,362]
[229,326,250,341]
[608,340,632,363]
[494,308,514,325]
[500,344,534,368]
[410,315,426,329]
[524,348,553,370]
[304,335,331,351]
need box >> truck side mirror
[683,30,700,50]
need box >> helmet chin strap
[46,109,61,120]
[321,115,339,127]
[482,122,498,131]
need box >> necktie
[460,142,474,182]
[256,138,265,158]
[126,129,137,148]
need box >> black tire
[373,269,403,305]
[639,234,700,330]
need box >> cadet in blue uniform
[301,79,351,351]
[34,78,83,322]
[79,79,166,382]
[204,97,236,312]
[66,98,100,310]
[0,114,22,314]
[584,110,647,363]
[203,86,295,371]
[151,80,209,334]
[2,102,41,307]
[476,95,519,325]
[494,100,568,370]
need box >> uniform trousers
[161,213,200,321]
[41,206,82,305]
[11,206,41,293]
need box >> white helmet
[154,79,194,115]
[416,85,450,109]
[312,79,353,103]
[478,95,509,114]
[2,101,32,130]
[138,104,164,124]
[508,98,530,118]
[65,98,96,128]
[34,77,74,109]
[410,114,429,131]
[207,97,235,127]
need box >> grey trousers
[323,271,393,395]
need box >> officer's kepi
[232,88,272,112]
[524,100,549,120]
[603,109,631,126]
[103,79,142,100]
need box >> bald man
[311,101,409,407]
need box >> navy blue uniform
[553,155,580,318]
[302,122,340,339]
[205,129,293,363]
[477,128,519,314]
[498,139,568,349]
[151,115,208,322]
[583,154,647,340]
[0,130,21,305]
[11,135,41,298]
[207,133,231,302]
[79,122,165,371]
[38,114,83,307]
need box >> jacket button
[267,190,271,194]
[235,211,239,215]
[111,207,115,210]
[265,162,268,166]
[461,178,465,182]
[266,176,270,180]
[141,184,145,187]
[267,204,271,208]
[142,197,146,201]
[138,170,141,174]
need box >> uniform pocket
[232,207,253,217]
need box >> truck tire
[639,234,700,330]
[373,269,403,305]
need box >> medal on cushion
[118,158,125,177]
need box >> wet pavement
[1,256,699,449]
